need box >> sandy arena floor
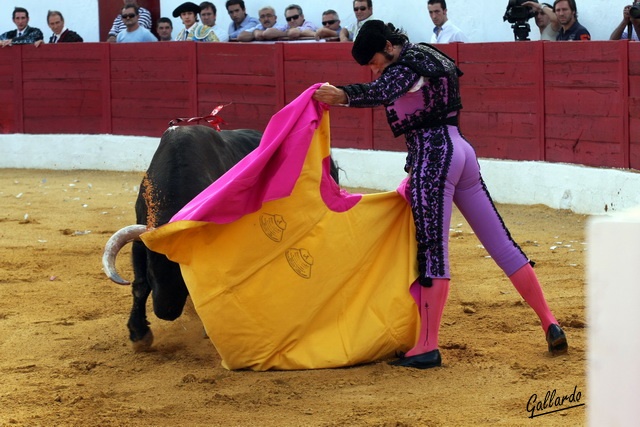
[0,168,587,426]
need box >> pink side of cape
[170,84,361,224]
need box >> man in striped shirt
[107,0,152,42]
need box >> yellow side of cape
[142,111,418,370]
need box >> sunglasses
[354,6,368,11]
[121,13,136,19]
[285,14,300,22]
[322,19,338,26]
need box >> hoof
[132,329,154,352]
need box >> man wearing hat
[173,1,219,42]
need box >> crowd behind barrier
[0,0,637,44]
[0,40,638,172]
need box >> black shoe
[546,324,568,355]
[388,349,442,369]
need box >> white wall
[2,134,640,215]
[0,0,627,43]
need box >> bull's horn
[102,224,148,285]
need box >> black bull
[102,125,339,350]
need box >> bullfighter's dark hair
[13,6,29,19]
[352,20,408,65]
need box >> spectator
[226,0,260,40]
[156,17,173,41]
[428,0,467,43]
[283,4,318,39]
[340,0,374,42]
[107,0,152,42]
[173,2,219,42]
[36,10,83,47]
[523,2,559,40]
[315,9,342,40]
[116,4,158,42]
[1,7,43,47]
[610,3,640,41]
[200,1,229,42]
[554,0,590,40]
[237,6,287,42]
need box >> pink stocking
[509,263,557,332]
[405,278,450,357]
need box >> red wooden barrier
[457,41,544,161]
[630,43,640,170]
[544,41,628,168]
[198,43,283,132]
[21,43,111,135]
[0,41,638,171]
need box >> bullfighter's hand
[313,83,347,106]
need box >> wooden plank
[24,117,105,134]
[198,43,278,76]
[109,60,193,81]
[0,47,17,133]
[198,74,275,86]
[109,42,192,62]
[13,45,23,133]
[463,111,538,138]
[110,81,191,101]
[284,42,352,61]
[101,44,111,134]
[546,138,624,168]
[458,41,538,64]
[198,83,278,105]
[546,115,625,144]
[544,87,626,117]
[461,87,539,113]
[630,42,640,74]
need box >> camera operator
[609,3,640,41]
[523,1,559,40]
[554,0,590,40]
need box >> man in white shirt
[340,0,374,42]
[199,1,229,42]
[523,1,559,40]
[428,0,468,43]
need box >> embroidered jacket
[0,26,44,44]
[340,43,463,137]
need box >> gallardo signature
[526,385,584,418]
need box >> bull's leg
[128,241,153,351]
[149,257,189,321]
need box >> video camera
[503,0,538,41]
[631,0,640,19]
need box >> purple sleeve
[340,65,419,108]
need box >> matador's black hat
[352,20,388,65]
[173,2,201,18]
